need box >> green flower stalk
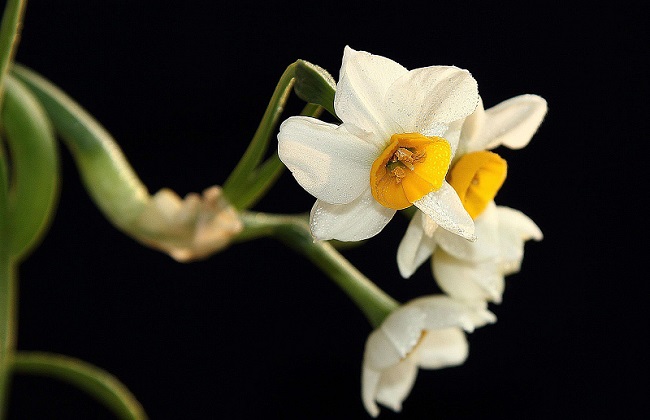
[12,352,148,420]
[236,212,399,327]
[0,0,26,110]
[1,74,59,417]
[1,75,60,260]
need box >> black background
[2,1,647,419]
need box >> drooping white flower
[361,295,496,417]
[401,202,542,303]
[397,94,547,302]
[278,46,480,242]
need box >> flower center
[447,151,507,219]
[370,133,452,210]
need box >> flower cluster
[0,2,549,416]
[278,46,546,416]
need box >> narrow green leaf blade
[293,60,337,118]
[1,75,60,260]
[0,132,8,234]
[10,64,150,230]
[0,0,27,109]
[12,352,148,420]
[222,62,297,207]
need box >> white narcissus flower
[401,202,543,303]
[432,202,543,302]
[361,295,496,417]
[397,94,547,303]
[278,46,480,242]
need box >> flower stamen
[391,147,426,171]
[389,165,406,183]
[370,133,451,210]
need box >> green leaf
[222,62,298,207]
[12,352,148,420]
[9,64,150,231]
[223,60,332,210]
[0,244,15,419]
[1,75,60,260]
[293,60,337,119]
[0,131,8,234]
[232,102,324,210]
[0,0,26,109]
[233,152,285,209]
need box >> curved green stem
[11,352,148,420]
[237,212,398,327]
[233,99,322,210]
[222,62,298,208]
[0,0,26,109]
[2,75,60,260]
[10,64,150,230]
[222,62,331,211]
[0,250,16,419]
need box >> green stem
[0,0,27,109]
[0,249,16,419]
[11,352,148,420]
[2,75,60,261]
[222,63,297,206]
[233,100,323,210]
[10,64,150,230]
[0,107,8,420]
[0,0,22,404]
[237,212,398,327]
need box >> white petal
[386,66,479,145]
[456,97,486,156]
[397,211,438,278]
[414,327,469,369]
[278,116,377,204]
[483,94,548,150]
[363,304,425,371]
[459,95,485,148]
[435,201,500,261]
[335,46,408,144]
[497,206,543,241]
[364,326,409,372]
[432,251,505,304]
[361,367,382,418]
[496,206,543,275]
[380,305,426,359]
[444,121,463,158]
[375,358,418,414]
[413,183,476,241]
[309,189,395,241]
[408,295,496,332]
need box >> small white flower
[401,202,543,303]
[397,94,547,302]
[361,295,496,417]
[278,46,480,242]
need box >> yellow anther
[391,166,407,182]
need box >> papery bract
[133,186,243,262]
